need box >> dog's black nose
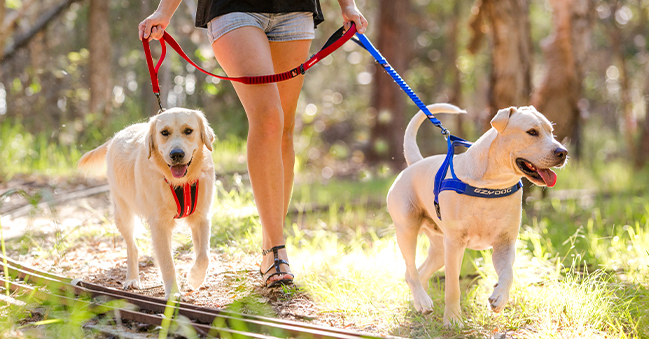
[554,147,568,159]
[170,149,185,162]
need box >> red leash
[143,24,357,109]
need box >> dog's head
[490,106,567,187]
[147,108,215,179]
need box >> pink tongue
[537,168,557,187]
[170,165,188,178]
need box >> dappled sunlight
[290,234,412,334]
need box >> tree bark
[481,0,532,130]
[88,0,112,116]
[609,1,635,158]
[634,0,649,168]
[366,0,410,167]
[530,0,593,148]
[447,1,463,135]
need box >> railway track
[0,255,393,339]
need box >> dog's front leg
[148,217,179,299]
[187,216,210,289]
[443,236,466,327]
[488,241,516,312]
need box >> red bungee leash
[143,23,357,110]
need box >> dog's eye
[527,129,539,137]
[184,128,193,135]
[161,130,169,137]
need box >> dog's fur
[387,104,567,326]
[78,108,216,298]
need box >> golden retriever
[387,104,567,326]
[78,107,215,299]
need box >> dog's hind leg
[394,215,435,314]
[418,227,445,292]
[488,240,516,313]
[147,218,179,299]
[114,197,140,290]
[187,216,210,289]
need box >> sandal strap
[264,271,295,284]
[262,244,285,256]
[262,259,290,275]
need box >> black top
[195,0,324,29]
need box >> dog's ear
[491,107,517,133]
[147,116,157,159]
[197,111,215,152]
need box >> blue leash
[352,33,522,220]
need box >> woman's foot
[260,245,294,287]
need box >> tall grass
[0,121,82,178]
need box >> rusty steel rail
[0,255,393,339]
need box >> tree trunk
[447,1,464,136]
[482,0,532,130]
[634,0,649,168]
[88,0,111,116]
[530,0,593,149]
[366,0,410,167]
[609,1,635,158]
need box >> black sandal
[260,245,294,288]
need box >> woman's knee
[248,104,284,142]
[281,120,295,146]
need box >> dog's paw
[187,267,207,290]
[488,284,510,313]
[443,316,464,329]
[443,305,464,328]
[165,292,183,302]
[123,279,141,290]
[413,292,435,314]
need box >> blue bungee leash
[352,33,522,220]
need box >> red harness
[166,180,199,219]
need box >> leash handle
[142,24,357,104]
[353,33,448,135]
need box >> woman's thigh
[269,40,312,133]
[211,26,283,129]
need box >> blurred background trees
[0,0,648,181]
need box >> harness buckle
[434,201,442,219]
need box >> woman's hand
[339,2,368,34]
[139,11,171,41]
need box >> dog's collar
[433,135,522,220]
[164,178,199,219]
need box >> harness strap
[143,24,357,101]
[166,179,199,219]
[433,135,522,220]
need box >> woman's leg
[269,40,312,217]
[211,27,309,284]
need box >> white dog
[78,108,215,299]
[387,104,567,326]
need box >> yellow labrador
[78,108,215,298]
[387,104,567,326]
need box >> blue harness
[353,33,523,220]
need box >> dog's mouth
[168,159,192,178]
[516,158,557,187]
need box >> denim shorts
[206,12,315,44]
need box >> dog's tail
[77,140,110,175]
[404,103,467,166]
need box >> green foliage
[0,120,82,178]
